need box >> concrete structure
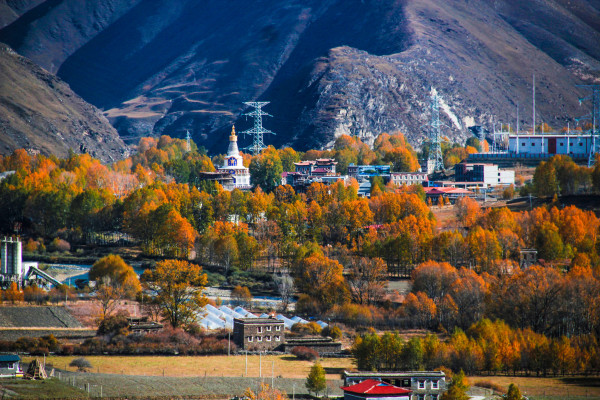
[283,337,342,355]
[342,379,412,400]
[520,248,538,268]
[348,164,391,178]
[391,172,428,186]
[233,317,284,351]
[343,371,447,400]
[454,163,514,187]
[0,355,22,378]
[218,126,251,190]
[508,133,592,156]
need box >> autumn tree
[294,252,347,310]
[441,370,469,400]
[305,362,327,397]
[346,257,387,305]
[141,260,208,328]
[244,383,288,400]
[249,146,283,192]
[455,197,480,228]
[506,384,523,400]
[232,285,252,307]
[91,255,141,319]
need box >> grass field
[19,355,600,399]
[0,377,87,399]
[25,354,354,380]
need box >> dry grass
[26,354,354,380]
[470,375,600,398]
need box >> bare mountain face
[1,0,599,154]
[0,43,127,162]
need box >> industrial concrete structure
[454,162,514,187]
[508,133,592,156]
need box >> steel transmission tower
[576,85,600,167]
[241,101,275,155]
[428,91,444,172]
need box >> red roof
[341,379,412,395]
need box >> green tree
[306,362,327,397]
[249,146,283,192]
[532,161,558,197]
[141,260,208,328]
[506,383,523,400]
[441,370,470,400]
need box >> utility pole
[575,84,600,166]
[532,73,536,134]
[516,102,519,154]
[241,101,276,155]
[228,331,230,356]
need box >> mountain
[1,0,599,153]
[0,43,127,162]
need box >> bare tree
[274,273,294,312]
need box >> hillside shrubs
[291,346,319,361]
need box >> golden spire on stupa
[230,125,237,141]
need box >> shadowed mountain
[0,43,126,161]
[1,0,599,153]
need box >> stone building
[343,371,447,400]
[233,317,284,351]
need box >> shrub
[473,380,506,394]
[291,322,322,335]
[321,325,342,340]
[50,238,71,252]
[97,312,130,336]
[291,346,319,361]
[70,357,92,372]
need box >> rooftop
[234,317,284,324]
[344,371,445,378]
[341,379,412,395]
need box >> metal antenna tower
[575,85,600,167]
[428,91,444,172]
[185,130,192,152]
[241,101,275,155]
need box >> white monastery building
[218,126,251,190]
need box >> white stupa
[218,126,251,189]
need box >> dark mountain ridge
[1,0,599,154]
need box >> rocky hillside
[1,0,599,153]
[0,43,127,161]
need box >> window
[275,326,281,331]
[418,381,425,389]
[532,143,535,146]
[247,336,253,342]
[257,327,263,333]
[266,326,272,331]
[580,143,583,146]
[418,395,425,400]
[522,142,526,146]
[275,336,280,341]
[432,380,439,389]
[432,395,439,400]
[257,336,263,342]
[570,142,573,146]
[402,379,410,387]
[266,336,271,341]
[560,143,564,146]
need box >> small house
[233,317,285,351]
[341,379,412,400]
[0,354,22,377]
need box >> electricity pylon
[241,101,275,155]
[428,91,444,172]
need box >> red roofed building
[341,379,412,400]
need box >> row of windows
[521,142,583,146]
[418,380,439,389]
[257,326,281,333]
[246,335,281,342]
[415,394,438,400]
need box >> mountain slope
[0,43,127,161]
[1,0,599,153]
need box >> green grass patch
[0,377,87,399]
